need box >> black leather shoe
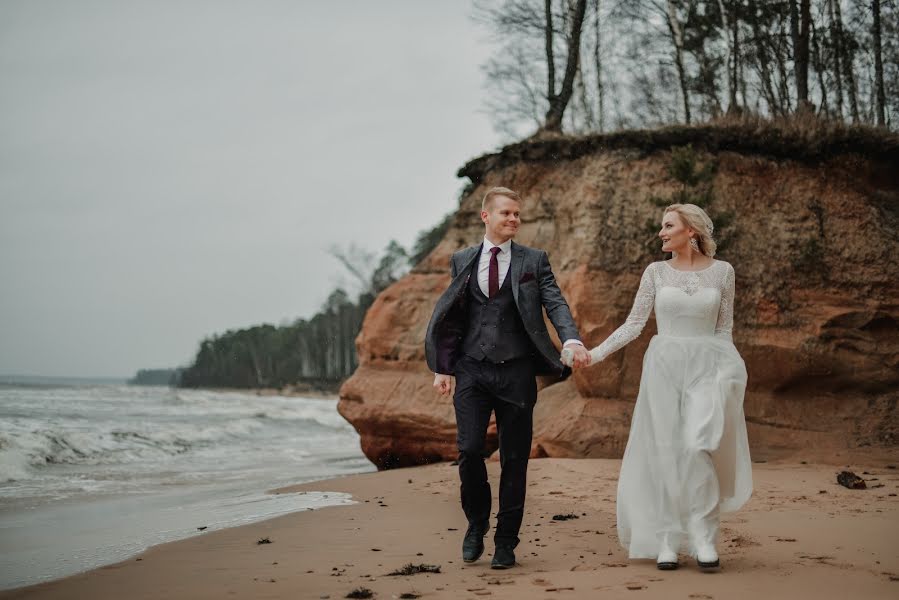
[462,527,486,563]
[491,545,516,569]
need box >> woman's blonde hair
[665,203,717,257]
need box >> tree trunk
[828,0,844,118]
[872,0,885,126]
[833,0,859,122]
[734,2,744,110]
[545,0,556,102]
[575,66,593,130]
[811,20,830,115]
[790,0,812,111]
[543,0,588,132]
[717,0,737,112]
[749,0,779,115]
[666,0,691,124]
[593,0,605,132]
[774,20,794,113]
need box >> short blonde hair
[665,203,717,257]
[482,186,521,211]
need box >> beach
[4,455,897,600]
[0,385,373,589]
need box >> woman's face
[658,211,694,254]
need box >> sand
[3,456,898,599]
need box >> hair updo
[664,203,717,257]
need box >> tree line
[475,0,897,137]
[175,214,453,390]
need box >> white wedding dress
[589,259,752,558]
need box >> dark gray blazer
[425,241,580,378]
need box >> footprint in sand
[625,583,646,590]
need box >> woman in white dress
[565,203,752,571]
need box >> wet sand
[3,457,898,599]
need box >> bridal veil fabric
[589,260,752,558]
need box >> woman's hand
[561,345,592,369]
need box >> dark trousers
[453,355,537,548]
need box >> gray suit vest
[462,260,533,363]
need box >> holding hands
[562,344,591,369]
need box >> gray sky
[0,1,501,377]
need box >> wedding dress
[589,259,752,558]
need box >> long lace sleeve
[589,264,656,364]
[714,262,735,341]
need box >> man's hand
[433,373,454,396]
[564,344,591,369]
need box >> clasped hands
[433,344,591,396]
[563,343,591,369]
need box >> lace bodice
[589,260,735,363]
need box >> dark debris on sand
[387,563,442,576]
[346,587,374,599]
[552,513,580,521]
[837,471,866,489]
[256,537,273,545]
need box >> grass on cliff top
[458,112,899,182]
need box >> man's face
[481,195,521,242]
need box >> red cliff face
[338,131,899,469]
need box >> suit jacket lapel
[465,244,482,276]
[510,241,524,303]
[451,244,481,297]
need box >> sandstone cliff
[338,123,899,469]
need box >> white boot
[695,543,719,570]
[656,544,678,570]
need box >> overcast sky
[0,1,502,378]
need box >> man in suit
[425,186,590,569]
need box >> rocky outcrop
[338,124,899,469]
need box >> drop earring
[689,237,700,253]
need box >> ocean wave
[0,387,361,485]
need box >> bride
[565,203,752,571]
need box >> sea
[0,378,375,590]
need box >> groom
[425,186,589,569]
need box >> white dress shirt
[478,237,583,349]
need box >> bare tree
[827,0,846,116]
[834,0,861,121]
[811,18,831,114]
[665,0,692,123]
[790,0,813,110]
[872,0,886,125]
[542,0,589,132]
[593,0,606,131]
[545,0,556,99]
[748,0,781,114]
[717,0,738,112]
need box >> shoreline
[192,386,340,400]
[4,455,897,599]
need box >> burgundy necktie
[488,246,501,298]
